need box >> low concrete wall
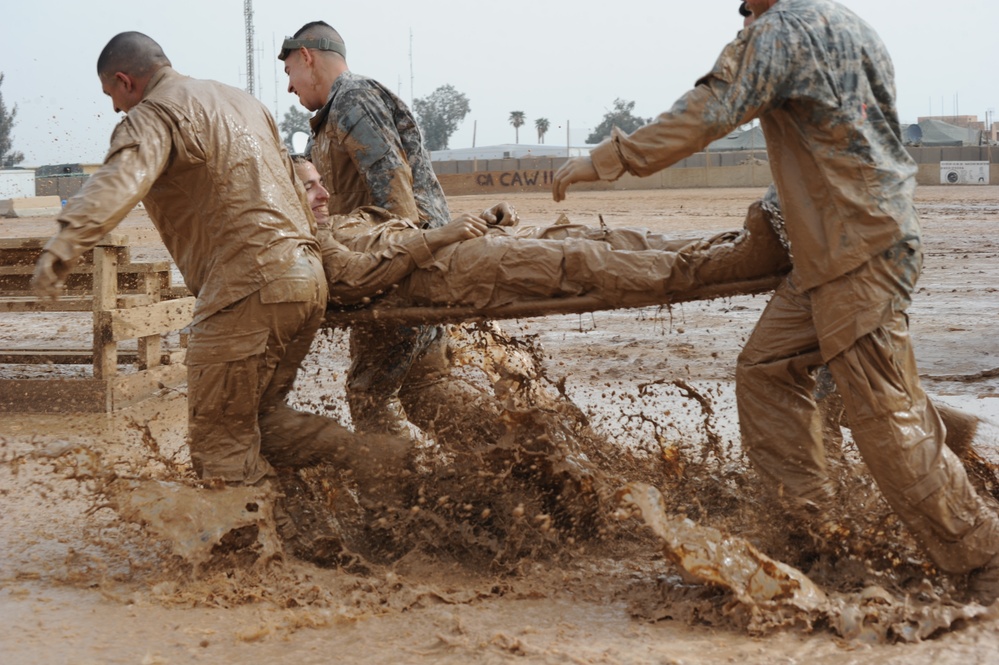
[439,162,775,196]
[437,146,999,196]
[35,174,89,201]
[0,195,63,218]
[0,170,36,199]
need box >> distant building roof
[707,125,767,151]
[903,119,982,147]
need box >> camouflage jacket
[309,71,449,230]
[46,67,319,325]
[589,0,920,291]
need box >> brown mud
[2,186,999,663]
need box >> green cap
[278,36,346,61]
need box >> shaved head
[97,32,171,78]
[289,21,346,61]
[293,20,342,43]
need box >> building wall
[35,174,89,200]
[436,147,999,195]
[0,170,36,198]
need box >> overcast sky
[2,0,996,166]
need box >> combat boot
[691,200,792,286]
[968,552,999,605]
[352,396,436,447]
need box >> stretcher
[323,273,785,325]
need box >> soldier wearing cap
[280,21,451,447]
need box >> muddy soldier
[553,0,999,601]
[31,32,406,487]
[291,157,789,307]
[279,21,449,446]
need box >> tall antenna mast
[273,33,280,117]
[244,0,255,96]
[409,28,414,104]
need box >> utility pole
[244,0,255,97]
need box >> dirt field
[2,186,999,664]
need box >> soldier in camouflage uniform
[553,0,999,601]
[279,21,450,446]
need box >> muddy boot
[938,403,980,459]
[691,200,791,285]
[272,466,371,570]
[339,432,413,511]
[968,552,999,605]
[352,395,436,450]
[404,327,452,389]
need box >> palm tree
[535,117,550,144]
[509,111,526,144]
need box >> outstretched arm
[32,112,171,298]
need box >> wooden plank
[92,245,118,380]
[104,297,195,342]
[0,294,155,312]
[137,272,163,370]
[0,234,131,250]
[324,274,785,327]
[112,362,187,410]
[0,349,178,365]
[162,285,193,300]
[0,362,187,413]
[0,377,111,413]
[0,260,172,276]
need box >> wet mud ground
[2,186,999,664]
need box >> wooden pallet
[0,235,195,413]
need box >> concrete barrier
[435,146,998,195]
[0,196,63,218]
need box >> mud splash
[3,322,999,649]
[618,481,997,641]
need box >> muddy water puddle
[4,188,999,662]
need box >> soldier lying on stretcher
[291,156,790,310]
[292,157,995,482]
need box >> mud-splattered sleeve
[44,109,173,262]
[319,224,435,306]
[335,88,421,222]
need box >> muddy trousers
[736,272,999,574]
[187,252,359,484]
[346,322,444,437]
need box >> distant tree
[413,84,471,151]
[279,105,312,153]
[535,117,550,144]
[509,111,526,144]
[585,98,651,144]
[0,73,25,168]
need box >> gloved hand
[481,202,519,227]
[31,250,72,300]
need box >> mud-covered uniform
[586,0,998,574]
[43,67,359,484]
[316,201,788,308]
[309,70,449,437]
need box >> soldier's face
[284,50,325,112]
[295,161,330,225]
